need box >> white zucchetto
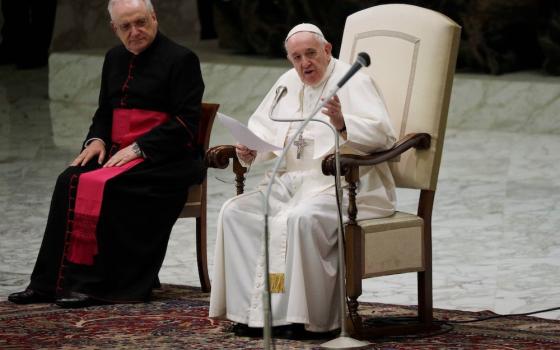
[285,23,324,42]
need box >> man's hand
[103,144,140,168]
[235,144,257,164]
[71,140,106,166]
[322,94,345,131]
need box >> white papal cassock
[209,58,397,332]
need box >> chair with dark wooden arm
[320,4,461,337]
[177,102,219,293]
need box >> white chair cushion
[360,211,425,277]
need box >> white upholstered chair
[321,4,461,336]
[205,3,460,338]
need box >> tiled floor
[1,49,559,321]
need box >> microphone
[336,52,371,88]
[269,85,287,118]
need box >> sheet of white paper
[217,113,282,152]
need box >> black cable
[389,322,455,340]
[442,306,560,324]
[360,316,455,340]
[355,306,560,341]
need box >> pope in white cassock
[209,23,397,336]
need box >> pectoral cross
[293,133,309,159]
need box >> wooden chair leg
[343,168,363,335]
[345,223,363,335]
[418,270,433,324]
[418,190,434,325]
[196,212,211,292]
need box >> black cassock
[28,32,205,302]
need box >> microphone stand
[263,85,369,349]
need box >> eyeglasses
[289,49,319,63]
[114,16,150,33]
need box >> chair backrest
[198,103,220,151]
[182,102,219,217]
[339,4,461,190]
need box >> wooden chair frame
[178,102,219,293]
[322,133,436,337]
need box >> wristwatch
[131,142,143,157]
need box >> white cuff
[236,150,253,170]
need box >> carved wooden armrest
[321,132,430,227]
[205,145,248,195]
[322,133,431,177]
[205,145,237,169]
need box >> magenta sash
[67,109,169,265]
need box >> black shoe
[55,292,107,309]
[274,324,333,340]
[8,288,56,304]
[274,324,304,339]
[231,323,263,337]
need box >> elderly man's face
[286,32,332,86]
[111,0,158,55]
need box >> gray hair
[108,0,154,20]
[284,32,328,53]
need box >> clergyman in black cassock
[8,0,205,306]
